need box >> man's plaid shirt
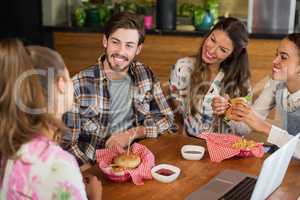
[63,58,174,165]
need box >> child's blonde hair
[0,39,65,181]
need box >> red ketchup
[156,168,175,176]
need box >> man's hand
[212,95,230,116]
[105,131,132,148]
[230,102,272,135]
[105,127,145,148]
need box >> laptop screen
[186,134,300,200]
[250,133,300,200]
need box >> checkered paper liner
[197,132,264,162]
[96,143,155,185]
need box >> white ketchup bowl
[151,164,180,183]
[181,145,205,160]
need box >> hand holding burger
[212,95,251,121]
[225,97,249,121]
[212,94,230,116]
[229,102,272,135]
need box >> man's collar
[97,54,107,81]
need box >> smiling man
[63,12,174,167]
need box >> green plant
[98,4,112,26]
[138,2,153,16]
[178,3,195,18]
[73,1,92,27]
[204,0,219,21]
[114,0,138,14]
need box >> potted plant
[98,3,113,27]
[114,0,138,14]
[73,0,91,27]
[138,2,154,30]
[193,0,218,31]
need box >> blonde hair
[27,45,67,100]
[0,39,64,180]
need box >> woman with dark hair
[0,39,102,199]
[169,17,251,136]
[228,33,300,158]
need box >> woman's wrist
[259,120,272,135]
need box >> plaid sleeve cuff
[69,145,91,166]
[144,117,173,138]
[144,122,158,138]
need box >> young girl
[228,33,300,158]
[169,17,251,136]
[0,39,102,199]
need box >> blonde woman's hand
[84,174,102,200]
[212,95,230,116]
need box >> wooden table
[84,133,300,200]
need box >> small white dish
[181,145,205,160]
[151,164,180,183]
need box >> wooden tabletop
[84,133,300,200]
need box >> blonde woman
[0,39,101,199]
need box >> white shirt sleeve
[268,125,300,159]
[252,78,277,118]
[169,57,194,99]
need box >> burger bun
[225,97,247,120]
[113,153,141,170]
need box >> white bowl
[151,164,180,183]
[181,145,205,160]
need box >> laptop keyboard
[218,177,257,200]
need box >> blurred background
[3,0,300,46]
[40,0,245,32]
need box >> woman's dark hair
[190,17,250,115]
[286,33,300,51]
[104,11,145,45]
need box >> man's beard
[105,50,132,73]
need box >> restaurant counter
[43,25,286,39]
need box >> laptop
[186,134,300,200]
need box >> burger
[225,97,248,120]
[111,153,141,172]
